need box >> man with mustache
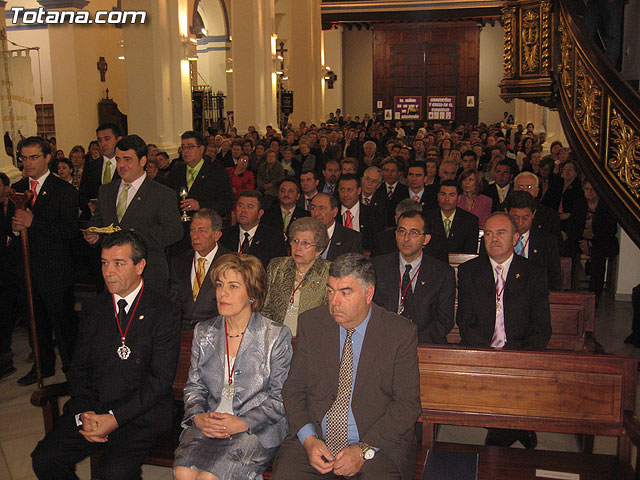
[456,212,551,449]
[261,178,309,238]
[272,253,420,480]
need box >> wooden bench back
[417,345,637,460]
[173,329,194,402]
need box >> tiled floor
[0,296,638,479]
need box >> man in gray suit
[169,208,230,329]
[84,135,183,294]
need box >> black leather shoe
[0,363,16,380]
[519,430,538,449]
[17,368,54,386]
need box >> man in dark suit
[512,172,562,244]
[261,178,310,237]
[425,180,479,254]
[12,136,79,386]
[318,159,340,195]
[505,192,562,290]
[485,160,515,211]
[165,130,234,254]
[219,190,287,268]
[372,158,408,226]
[406,161,432,210]
[84,135,183,294]
[360,166,389,228]
[335,174,382,252]
[310,192,363,261]
[272,254,420,480]
[78,123,122,220]
[0,172,19,379]
[372,211,455,344]
[298,169,319,212]
[169,209,230,329]
[371,199,449,264]
[31,231,180,480]
[457,212,551,449]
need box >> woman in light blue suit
[174,253,292,480]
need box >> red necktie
[30,180,38,206]
[344,211,353,229]
[413,195,419,201]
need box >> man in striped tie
[272,253,420,479]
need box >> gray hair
[329,253,376,288]
[485,211,518,235]
[192,208,223,232]
[363,140,377,150]
[514,171,540,188]
[289,217,330,253]
[363,165,382,177]
[396,198,422,215]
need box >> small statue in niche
[97,56,108,82]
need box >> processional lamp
[9,190,43,389]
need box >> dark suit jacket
[12,174,78,288]
[168,245,230,328]
[425,207,479,254]
[0,200,19,288]
[527,230,562,291]
[371,229,449,264]
[457,254,551,350]
[261,204,309,237]
[90,176,183,292]
[326,223,363,260]
[485,183,513,212]
[335,202,383,252]
[372,182,409,226]
[372,253,455,344]
[532,200,562,245]
[66,287,181,433]
[282,303,420,480]
[78,157,119,220]
[165,160,235,217]
[219,223,287,268]
[361,190,390,229]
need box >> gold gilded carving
[521,9,540,74]
[609,109,640,199]
[540,0,551,75]
[575,58,601,147]
[558,21,572,99]
[502,6,516,79]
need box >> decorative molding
[609,108,640,199]
[540,0,551,75]
[558,21,572,101]
[575,57,601,148]
[520,8,539,74]
[502,5,515,79]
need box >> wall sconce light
[226,57,233,73]
[117,39,125,60]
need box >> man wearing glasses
[165,131,234,254]
[11,136,79,385]
[372,210,455,344]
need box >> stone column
[230,0,278,134]
[122,0,192,154]
[287,0,322,126]
[0,0,20,181]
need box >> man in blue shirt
[272,253,420,479]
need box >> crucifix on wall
[97,57,108,82]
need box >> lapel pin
[137,196,141,201]
[420,281,426,285]
[42,191,47,196]
[336,241,342,246]
[533,249,538,253]
[255,240,260,245]
[139,315,145,320]
[515,273,520,278]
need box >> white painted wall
[616,230,640,299]
[479,23,513,124]
[197,0,230,95]
[342,28,372,118]
[323,27,342,119]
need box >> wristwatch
[359,442,376,460]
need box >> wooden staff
[9,190,42,389]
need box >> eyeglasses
[290,238,316,250]
[18,154,43,162]
[515,184,536,190]
[395,228,426,239]
[180,144,200,150]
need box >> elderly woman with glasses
[261,217,330,335]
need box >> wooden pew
[416,345,640,479]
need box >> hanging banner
[393,96,422,120]
[427,96,455,121]
[0,52,38,141]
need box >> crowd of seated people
[0,110,625,479]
